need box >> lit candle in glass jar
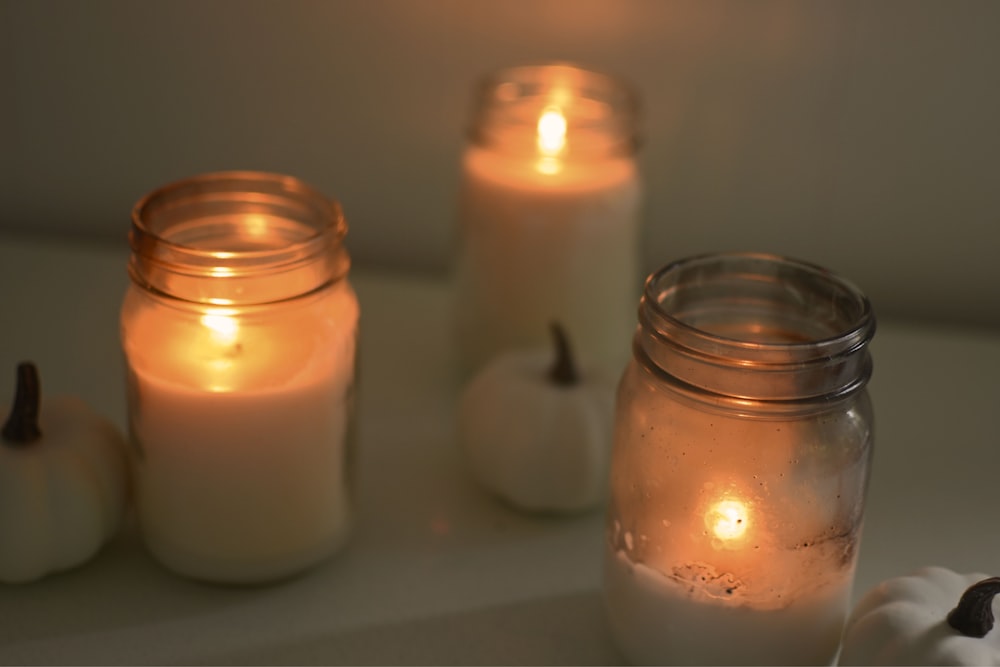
[454,63,642,376]
[121,172,359,584]
[604,253,876,666]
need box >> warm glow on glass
[244,213,270,237]
[707,498,749,541]
[209,265,236,278]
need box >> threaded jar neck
[128,171,349,306]
[468,62,639,159]
[636,253,875,408]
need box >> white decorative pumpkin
[458,323,616,513]
[839,566,1000,666]
[0,362,129,584]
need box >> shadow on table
[202,589,624,666]
[0,521,266,648]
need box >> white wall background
[2,0,998,328]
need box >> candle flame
[537,106,567,156]
[201,309,239,346]
[707,499,749,542]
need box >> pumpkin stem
[946,576,1000,638]
[549,322,579,387]
[2,362,42,446]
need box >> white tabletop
[0,234,998,665]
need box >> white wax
[604,548,851,666]
[454,144,641,376]
[124,282,359,583]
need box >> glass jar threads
[604,253,876,665]
[121,171,359,584]
[454,62,642,376]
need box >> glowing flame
[707,499,749,542]
[201,309,239,346]
[536,106,567,156]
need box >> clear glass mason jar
[604,253,875,666]
[121,171,359,584]
[454,62,642,376]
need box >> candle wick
[2,361,43,446]
[549,322,579,386]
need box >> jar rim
[636,252,876,403]
[468,61,640,156]
[128,171,349,306]
[475,61,639,115]
[643,252,875,356]
[131,170,345,261]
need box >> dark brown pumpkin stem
[2,362,42,446]
[549,322,579,387]
[946,576,1000,638]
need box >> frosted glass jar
[454,63,642,376]
[604,253,875,665]
[121,171,359,584]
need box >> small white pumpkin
[0,362,129,584]
[839,566,1000,666]
[458,323,616,513]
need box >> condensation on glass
[604,253,876,665]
